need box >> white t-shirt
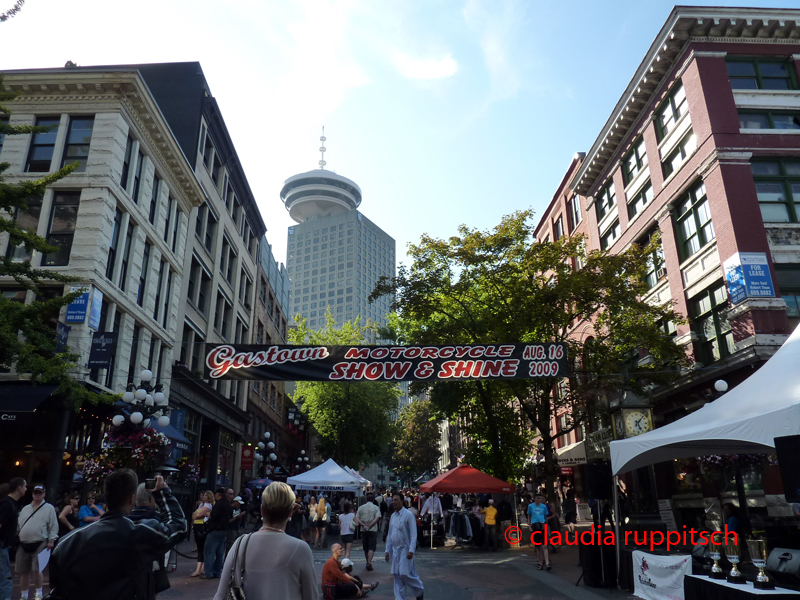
[339,513,355,536]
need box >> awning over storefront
[0,384,57,423]
[555,440,587,466]
[611,323,800,475]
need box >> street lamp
[117,369,169,428]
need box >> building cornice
[3,71,205,211]
[569,7,800,197]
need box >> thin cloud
[392,51,458,80]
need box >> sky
[0,0,788,269]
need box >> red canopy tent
[419,464,513,493]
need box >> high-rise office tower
[282,133,395,341]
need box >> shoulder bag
[227,533,252,600]
[17,503,46,554]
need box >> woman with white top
[213,482,318,600]
[338,502,355,559]
[190,490,214,577]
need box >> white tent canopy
[343,466,370,487]
[287,458,362,492]
[611,324,800,475]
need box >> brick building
[537,6,800,516]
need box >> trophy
[725,540,746,584]
[746,538,774,590]
[709,532,725,579]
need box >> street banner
[631,551,691,600]
[65,286,90,323]
[723,252,775,304]
[241,446,254,471]
[88,331,116,368]
[56,322,71,353]
[204,342,570,382]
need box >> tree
[0,0,25,22]
[372,210,687,496]
[0,77,116,408]
[391,400,442,479]
[289,311,399,466]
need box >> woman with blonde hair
[213,482,317,600]
[190,490,215,577]
[314,498,329,548]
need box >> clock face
[614,415,625,438]
[625,411,651,436]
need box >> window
[692,283,733,364]
[172,208,181,253]
[198,269,211,314]
[106,209,123,279]
[61,116,94,171]
[137,242,151,307]
[628,181,654,219]
[739,110,800,131]
[203,135,214,170]
[118,221,134,291]
[656,83,688,139]
[663,131,697,178]
[42,192,80,266]
[204,209,217,253]
[6,195,42,262]
[127,324,141,385]
[595,181,616,221]
[120,136,134,188]
[162,270,173,328]
[25,117,60,172]
[776,265,800,317]
[149,175,160,224]
[212,153,222,186]
[727,58,796,90]
[751,159,800,223]
[639,228,665,289]
[132,150,144,203]
[568,195,582,228]
[164,197,174,245]
[553,216,564,241]
[600,220,620,250]
[623,138,648,184]
[153,260,165,321]
[675,180,715,260]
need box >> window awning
[555,440,587,466]
[0,384,57,424]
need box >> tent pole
[613,476,621,590]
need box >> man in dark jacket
[49,469,185,600]
[203,487,232,579]
[0,478,27,600]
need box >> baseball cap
[233,496,243,502]
[33,485,45,492]
[340,558,354,568]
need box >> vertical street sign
[56,322,71,353]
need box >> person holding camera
[49,470,186,600]
[16,485,58,600]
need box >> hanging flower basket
[176,457,200,485]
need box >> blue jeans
[204,530,227,577]
[1,547,11,600]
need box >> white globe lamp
[154,391,167,406]
[122,391,135,404]
[257,442,265,450]
[112,415,125,427]
[130,412,143,424]
[267,441,275,449]
[714,380,728,393]
[145,395,154,406]
[134,388,147,401]
[158,415,170,427]
[140,369,153,383]
[269,453,277,461]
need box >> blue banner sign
[724,252,775,305]
[65,286,90,323]
[89,288,104,331]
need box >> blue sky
[0,0,787,268]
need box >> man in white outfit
[419,493,443,523]
[385,492,424,600]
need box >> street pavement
[14,524,639,600]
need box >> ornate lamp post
[115,369,170,428]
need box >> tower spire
[318,126,326,169]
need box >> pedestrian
[338,502,355,559]
[562,489,577,534]
[48,471,185,600]
[419,493,443,523]
[385,493,424,600]
[0,478,26,600]
[213,482,317,600]
[315,498,330,549]
[16,484,58,600]
[480,499,498,552]
[354,492,380,571]
[382,500,394,543]
[203,487,232,579]
[228,494,245,550]
[57,493,80,541]
[128,485,170,595]
[77,493,104,526]
[340,559,379,596]
[190,490,214,577]
[526,492,551,571]
[322,544,366,599]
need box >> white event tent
[287,458,362,492]
[611,324,800,476]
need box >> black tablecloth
[685,575,800,600]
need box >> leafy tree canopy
[289,310,399,467]
[390,399,442,478]
[372,209,687,489]
[1,76,116,408]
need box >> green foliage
[289,310,399,466]
[0,76,116,409]
[391,400,442,478]
[0,0,25,23]
[372,210,688,486]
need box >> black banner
[204,343,569,382]
[88,331,117,368]
[56,322,71,353]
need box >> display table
[685,574,800,600]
